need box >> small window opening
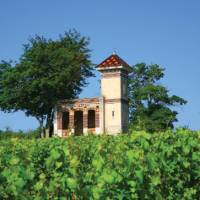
[112,111,115,118]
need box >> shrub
[0,129,199,199]
[0,128,40,139]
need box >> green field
[0,129,199,199]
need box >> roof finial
[113,48,117,55]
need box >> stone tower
[96,53,132,134]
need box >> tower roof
[96,54,130,69]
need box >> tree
[0,30,94,137]
[129,63,187,133]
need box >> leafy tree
[129,63,187,132]
[0,30,94,137]
[0,61,14,110]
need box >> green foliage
[0,128,40,139]
[0,30,94,136]
[129,63,187,132]
[0,130,199,199]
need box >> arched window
[62,112,69,129]
[74,111,83,135]
[88,110,95,128]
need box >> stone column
[83,109,88,135]
[99,96,105,134]
[53,109,58,136]
[56,111,63,137]
[95,109,100,127]
[95,107,100,134]
[69,110,74,135]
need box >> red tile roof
[96,54,130,68]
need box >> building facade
[53,53,132,136]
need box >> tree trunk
[37,117,45,138]
[45,111,54,137]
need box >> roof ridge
[96,54,130,68]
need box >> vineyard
[0,129,199,199]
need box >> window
[88,110,95,128]
[112,110,115,118]
[62,112,69,129]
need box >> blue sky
[0,0,200,131]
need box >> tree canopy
[0,30,94,136]
[129,63,187,132]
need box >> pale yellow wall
[101,76,121,99]
[101,73,130,134]
[104,102,122,134]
